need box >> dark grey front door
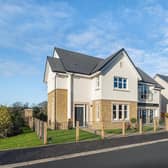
[75,106,84,126]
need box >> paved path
[21,140,168,168]
[0,131,168,165]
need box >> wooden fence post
[122,120,126,136]
[39,120,42,139]
[101,122,105,140]
[76,121,79,142]
[165,116,168,131]
[43,122,47,144]
[154,118,157,133]
[139,118,142,134]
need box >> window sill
[112,119,129,122]
[113,88,130,92]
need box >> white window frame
[112,104,129,121]
[114,76,127,89]
[96,103,100,121]
[95,76,100,90]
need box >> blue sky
[1,0,168,105]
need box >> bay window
[112,104,129,121]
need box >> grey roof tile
[156,74,168,83]
[55,47,103,75]
[46,47,163,89]
[136,67,163,89]
[47,56,66,73]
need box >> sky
[1,0,168,105]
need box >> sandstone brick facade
[91,99,137,129]
[48,89,67,129]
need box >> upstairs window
[138,84,152,100]
[114,77,127,89]
[96,103,100,121]
[95,76,100,90]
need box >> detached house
[44,48,163,130]
[154,74,168,113]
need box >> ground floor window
[138,107,157,124]
[112,104,129,121]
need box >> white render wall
[73,76,92,103]
[154,76,168,112]
[100,54,139,102]
[47,66,68,93]
[155,76,168,99]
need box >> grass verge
[47,129,100,144]
[0,127,42,150]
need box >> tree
[0,106,11,136]
[38,101,47,114]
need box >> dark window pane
[124,111,127,119]
[119,111,122,119]
[114,77,118,88]
[123,79,127,88]
[119,78,122,88]
[113,111,116,119]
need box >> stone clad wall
[91,99,137,129]
[48,89,67,129]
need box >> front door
[75,105,85,126]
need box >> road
[20,141,168,168]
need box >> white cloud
[0,1,75,58]
[0,59,40,77]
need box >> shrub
[165,113,168,118]
[0,106,11,137]
[68,118,73,129]
[131,118,137,123]
[7,111,25,136]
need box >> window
[114,77,127,89]
[96,104,100,121]
[112,104,129,121]
[124,105,128,119]
[119,105,122,119]
[138,84,152,100]
[95,76,100,90]
[113,105,117,120]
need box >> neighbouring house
[44,47,163,130]
[154,74,168,113]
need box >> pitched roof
[55,47,103,75]
[137,68,163,89]
[47,47,163,89]
[156,74,168,83]
[47,56,66,73]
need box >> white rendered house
[154,74,168,113]
[44,47,163,129]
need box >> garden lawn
[47,129,100,144]
[105,125,154,135]
[0,127,43,150]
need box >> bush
[68,118,73,129]
[165,113,168,118]
[7,111,25,136]
[0,106,11,137]
[131,118,137,123]
[33,106,47,121]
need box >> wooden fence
[34,118,47,144]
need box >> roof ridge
[55,47,104,61]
